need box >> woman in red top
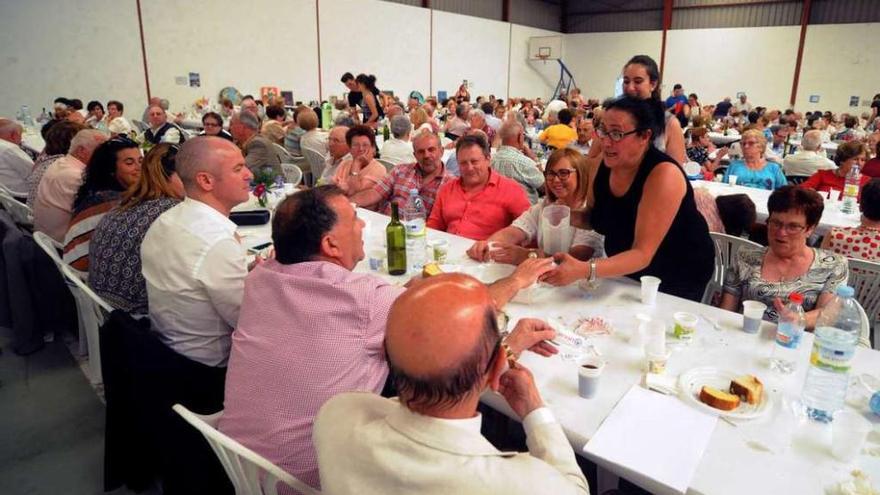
[801,141,869,199]
[821,178,880,262]
[862,140,880,178]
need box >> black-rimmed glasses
[596,127,642,142]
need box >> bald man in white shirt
[141,137,254,367]
[0,118,33,193]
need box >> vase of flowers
[252,167,277,208]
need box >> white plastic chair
[281,163,303,186]
[0,190,34,226]
[377,158,396,172]
[33,231,108,385]
[702,232,762,305]
[273,143,294,163]
[847,258,880,349]
[855,299,872,349]
[0,181,28,199]
[172,405,321,495]
[302,147,327,186]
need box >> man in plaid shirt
[350,131,452,216]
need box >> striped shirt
[62,190,121,279]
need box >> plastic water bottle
[770,292,805,374]
[840,164,861,214]
[801,286,862,423]
[321,101,332,130]
[402,188,426,274]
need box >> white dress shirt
[380,138,415,165]
[141,197,247,367]
[0,139,34,193]
[783,149,836,177]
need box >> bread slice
[699,386,741,411]
[729,375,763,405]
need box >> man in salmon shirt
[427,132,530,240]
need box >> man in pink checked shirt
[218,184,553,491]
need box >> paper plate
[678,367,772,419]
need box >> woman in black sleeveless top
[543,96,714,302]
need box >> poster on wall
[849,96,860,107]
[281,91,294,106]
[809,95,820,103]
[189,73,201,88]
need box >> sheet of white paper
[585,385,718,494]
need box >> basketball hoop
[537,54,549,65]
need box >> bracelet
[501,341,519,366]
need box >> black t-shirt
[348,91,362,108]
[714,101,733,117]
[872,99,880,111]
[591,146,714,302]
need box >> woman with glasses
[542,96,714,302]
[89,144,184,314]
[801,141,870,197]
[721,186,849,328]
[466,148,604,264]
[62,136,142,278]
[199,111,233,141]
[722,129,787,190]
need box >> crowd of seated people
[6,56,880,495]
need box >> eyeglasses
[596,127,642,142]
[545,168,576,180]
[767,218,807,234]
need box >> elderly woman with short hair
[723,128,787,190]
[380,115,415,165]
[801,141,870,197]
[333,125,386,195]
[721,186,851,332]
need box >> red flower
[254,183,266,197]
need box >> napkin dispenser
[230,210,270,226]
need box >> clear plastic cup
[831,410,872,462]
[741,300,767,334]
[728,175,738,186]
[640,276,661,306]
[368,249,386,272]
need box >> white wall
[319,0,431,101]
[509,25,559,100]
[798,23,880,115]
[141,0,320,113]
[431,10,510,100]
[665,26,800,111]
[563,31,662,102]
[0,0,147,119]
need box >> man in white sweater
[314,273,590,495]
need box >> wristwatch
[527,249,538,259]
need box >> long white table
[238,206,880,495]
[694,179,860,236]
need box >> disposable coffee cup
[640,276,661,306]
[832,410,872,462]
[728,175,738,186]
[741,300,767,334]
[578,357,605,399]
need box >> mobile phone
[248,241,272,254]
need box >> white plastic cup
[741,300,767,334]
[828,188,840,202]
[640,276,661,306]
[429,239,449,263]
[673,311,699,341]
[646,349,672,374]
[728,175,738,186]
[578,357,605,398]
[831,410,872,462]
[644,318,666,355]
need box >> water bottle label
[775,331,800,349]
[844,184,859,197]
[405,222,425,237]
[809,342,854,373]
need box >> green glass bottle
[386,202,407,275]
[382,123,390,141]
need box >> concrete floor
[0,330,151,495]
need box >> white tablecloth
[238,207,880,495]
[694,179,860,236]
[21,128,45,153]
